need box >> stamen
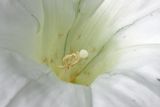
[59,49,89,71]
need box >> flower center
[36,1,119,85]
[55,49,89,82]
[37,40,117,86]
[59,49,89,71]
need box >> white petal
[91,1,160,107]
[109,6,160,70]
[91,47,160,106]
[0,49,91,107]
[111,0,160,29]
[91,66,160,107]
[0,0,42,56]
[114,9,160,49]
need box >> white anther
[79,49,89,59]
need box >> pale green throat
[36,6,118,85]
[37,36,117,86]
[34,0,120,86]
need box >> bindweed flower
[0,0,160,107]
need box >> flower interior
[35,1,119,85]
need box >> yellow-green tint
[35,0,120,85]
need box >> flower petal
[114,9,160,49]
[0,0,42,56]
[0,48,91,107]
[91,64,160,107]
[91,47,160,107]
[91,2,160,107]
[111,7,160,70]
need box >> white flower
[0,0,160,107]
